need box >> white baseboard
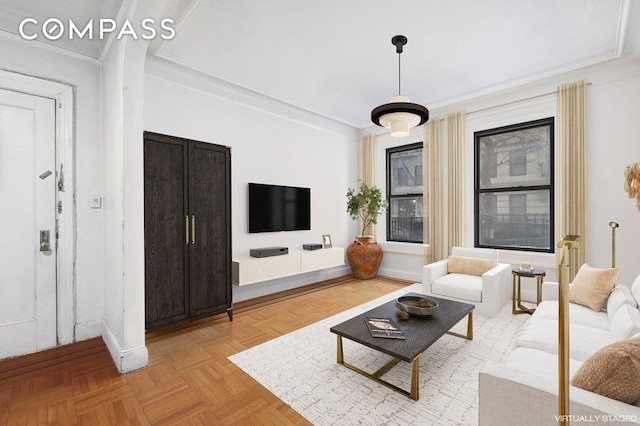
[377,267,421,283]
[101,320,148,374]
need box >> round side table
[512,267,546,315]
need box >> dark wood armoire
[143,131,232,332]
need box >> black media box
[250,246,288,258]
[303,243,323,250]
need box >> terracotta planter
[346,236,384,279]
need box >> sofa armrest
[483,262,511,279]
[422,260,448,286]
[542,281,559,300]
[480,362,640,426]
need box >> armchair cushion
[447,255,495,276]
[570,263,618,311]
[431,273,483,303]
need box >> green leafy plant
[346,181,388,238]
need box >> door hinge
[58,200,63,214]
[57,164,65,192]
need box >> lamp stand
[557,235,580,426]
[609,221,619,268]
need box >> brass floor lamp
[557,235,580,425]
[609,221,619,268]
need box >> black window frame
[386,142,424,244]
[474,117,554,253]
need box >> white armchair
[422,246,512,317]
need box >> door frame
[0,69,75,346]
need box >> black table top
[329,292,474,362]
[511,267,546,277]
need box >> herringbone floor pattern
[0,277,410,425]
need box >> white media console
[232,247,345,286]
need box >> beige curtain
[423,119,442,264]
[556,81,588,279]
[446,112,467,254]
[360,134,376,237]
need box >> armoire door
[144,136,189,330]
[188,142,232,318]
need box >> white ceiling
[2,0,638,129]
[0,0,122,58]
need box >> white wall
[367,56,640,294]
[143,65,360,302]
[587,69,640,286]
[0,33,104,341]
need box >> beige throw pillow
[447,255,494,276]
[571,337,640,404]
[569,263,618,311]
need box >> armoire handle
[185,215,189,245]
[191,215,196,244]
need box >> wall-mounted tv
[248,183,311,233]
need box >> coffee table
[329,292,474,400]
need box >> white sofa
[422,246,512,317]
[479,276,640,425]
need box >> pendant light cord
[397,52,402,96]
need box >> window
[509,149,526,176]
[386,143,423,243]
[475,118,554,252]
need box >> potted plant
[345,181,388,279]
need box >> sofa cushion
[610,304,640,341]
[514,316,614,362]
[431,273,482,302]
[607,285,638,325]
[503,347,584,381]
[533,301,609,331]
[447,255,494,276]
[571,337,640,404]
[569,264,618,311]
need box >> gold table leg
[447,310,473,340]
[513,274,537,315]
[512,274,518,314]
[334,310,472,401]
[536,276,543,306]
[335,336,423,400]
[410,355,420,400]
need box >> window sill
[380,241,427,256]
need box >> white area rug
[229,284,528,425]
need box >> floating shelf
[232,247,345,286]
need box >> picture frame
[322,234,332,248]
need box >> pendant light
[371,35,429,137]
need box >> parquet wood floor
[0,277,410,425]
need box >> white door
[0,88,57,359]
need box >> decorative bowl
[395,296,439,316]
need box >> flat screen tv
[248,183,311,233]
